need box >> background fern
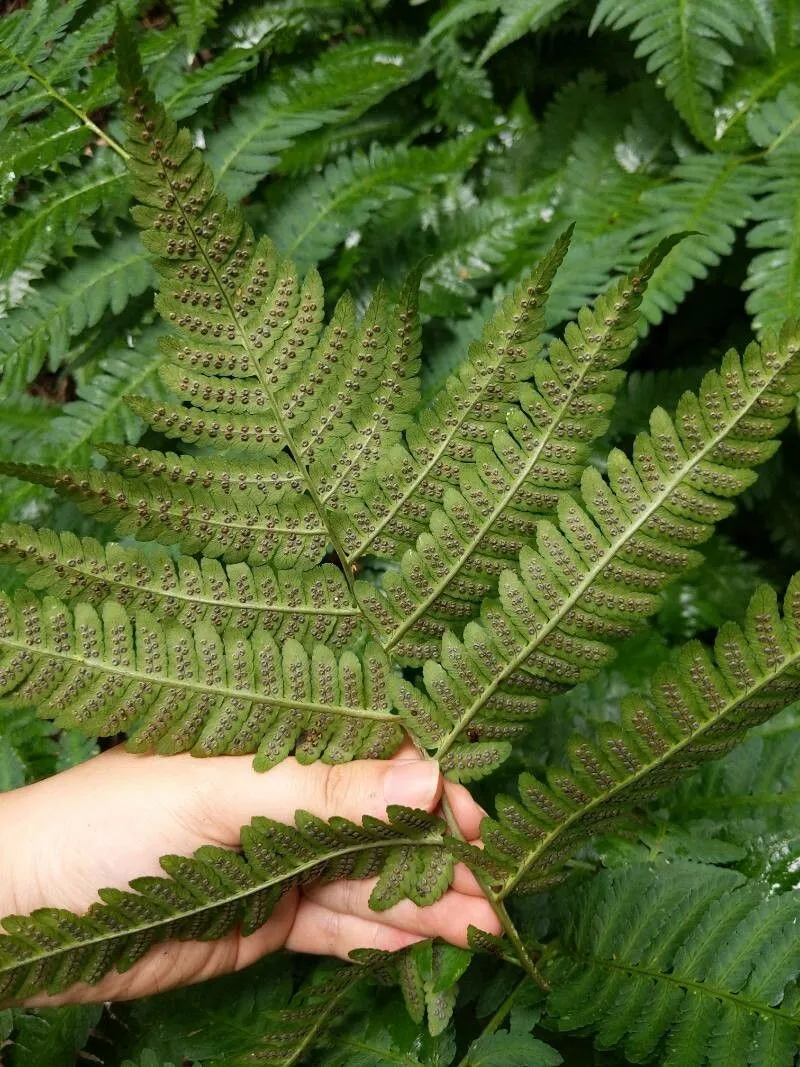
[2,1,800,1066]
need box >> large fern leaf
[0,807,448,1002]
[450,577,800,893]
[392,325,800,778]
[1,24,429,581]
[544,862,800,1066]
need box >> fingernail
[384,761,440,809]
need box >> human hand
[0,745,498,1006]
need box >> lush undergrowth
[1,1,800,1065]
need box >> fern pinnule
[450,576,800,894]
[393,324,800,780]
[0,807,448,1003]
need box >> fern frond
[270,137,484,273]
[16,33,430,587]
[0,525,359,646]
[0,1,89,99]
[207,40,424,200]
[608,365,707,442]
[431,0,578,64]
[479,0,577,62]
[426,194,564,320]
[353,240,677,660]
[632,155,758,325]
[590,0,755,143]
[393,325,800,778]
[0,156,129,281]
[0,0,145,172]
[245,950,399,1067]
[454,577,800,894]
[0,338,167,524]
[0,591,402,764]
[0,114,95,205]
[154,45,262,123]
[426,0,576,61]
[544,862,800,1066]
[744,85,800,335]
[0,235,153,396]
[669,708,800,844]
[0,807,448,1002]
[50,347,169,458]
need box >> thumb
[196,755,443,845]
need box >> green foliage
[544,862,800,1066]
[590,0,757,144]
[0,236,153,397]
[745,86,800,333]
[207,40,426,201]
[6,1005,102,1067]
[1,2,800,1066]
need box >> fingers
[304,878,502,949]
[285,899,424,959]
[444,780,488,841]
[192,756,443,846]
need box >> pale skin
[0,743,500,1007]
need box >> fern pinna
[1,13,800,1067]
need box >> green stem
[439,792,548,991]
[0,47,130,162]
